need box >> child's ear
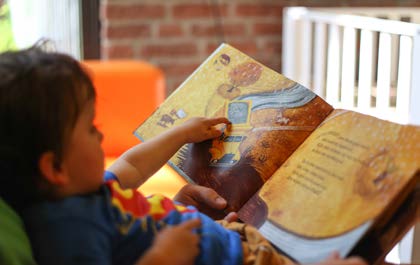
[38,151,69,186]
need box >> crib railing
[282,7,420,264]
[282,7,420,125]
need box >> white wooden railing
[8,0,82,59]
[283,7,420,264]
[283,7,420,125]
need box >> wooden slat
[341,26,357,108]
[390,34,400,93]
[358,29,374,111]
[282,8,298,79]
[408,34,420,125]
[376,32,392,114]
[299,10,420,36]
[396,35,412,123]
[300,18,313,88]
[313,22,327,97]
[326,24,341,106]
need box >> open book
[134,44,420,264]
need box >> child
[0,47,367,265]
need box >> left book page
[134,43,333,212]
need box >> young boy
[0,47,367,265]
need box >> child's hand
[136,219,201,265]
[180,117,230,143]
[111,116,230,189]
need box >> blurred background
[2,0,420,95]
[0,0,418,264]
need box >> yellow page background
[135,43,298,166]
[259,109,420,238]
[135,43,333,212]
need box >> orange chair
[82,60,186,197]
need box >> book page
[239,109,420,238]
[134,44,333,211]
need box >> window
[0,1,16,52]
[1,0,100,59]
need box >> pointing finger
[207,117,230,126]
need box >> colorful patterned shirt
[22,171,242,265]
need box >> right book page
[238,109,420,264]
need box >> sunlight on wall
[105,158,187,199]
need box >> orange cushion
[82,60,165,157]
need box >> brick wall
[101,0,420,95]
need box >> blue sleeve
[164,210,243,265]
[23,195,118,265]
[30,218,112,265]
[103,170,118,182]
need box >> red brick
[258,56,282,72]
[207,41,258,56]
[191,23,246,37]
[100,0,411,98]
[106,24,151,39]
[235,4,283,17]
[159,24,184,37]
[290,0,345,7]
[141,43,198,57]
[229,42,258,56]
[173,4,228,19]
[223,24,247,36]
[263,40,283,54]
[206,43,224,55]
[160,62,200,76]
[105,4,165,20]
[253,23,282,35]
[103,44,134,59]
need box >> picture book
[134,43,420,264]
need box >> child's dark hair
[0,47,96,210]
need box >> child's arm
[108,117,230,189]
[134,219,201,265]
